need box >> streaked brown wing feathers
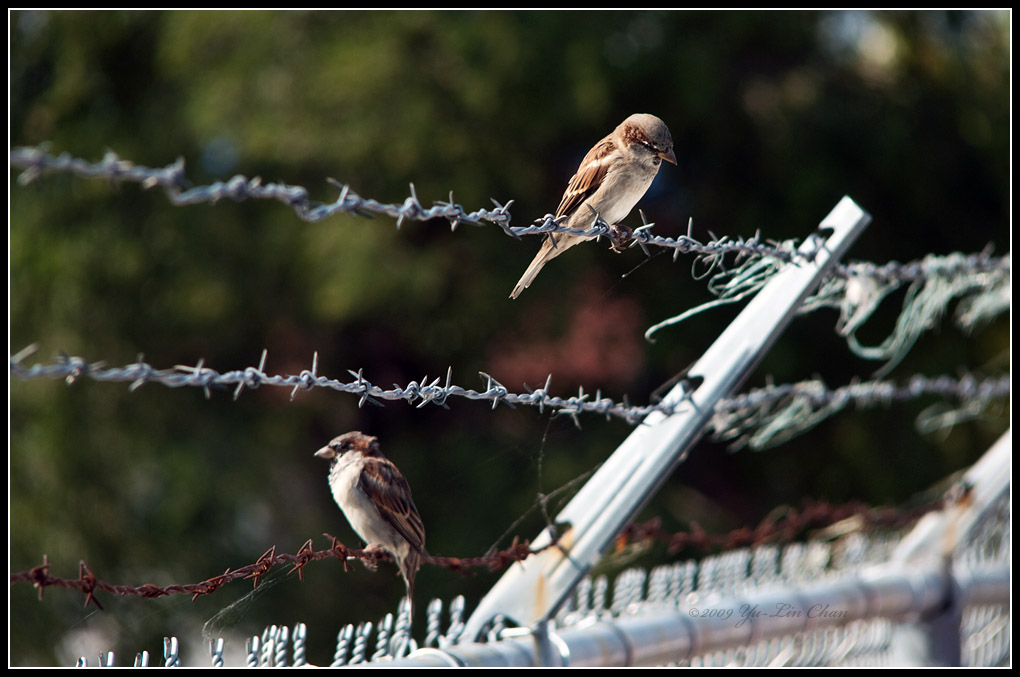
[555,136,615,218]
[359,459,426,554]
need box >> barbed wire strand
[645,247,1009,344]
[10,147,1009,288]
[9,146,788,264]
[805,250,1010,377]
[614,495,947,555]
[9,345,1010,437]
[8,534,543,611]
[710,372,1011,451]
[10,497,942,610]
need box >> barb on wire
[9,535,549,610]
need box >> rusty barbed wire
[13,146,1009,283]
[9,535,544,611]
[614,496,947,556]
[10,345,1010,434]
[11,497,943,610]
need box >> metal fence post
[887,429,1011,666]
[462,197,872,645]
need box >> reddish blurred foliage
[490,272,647,391]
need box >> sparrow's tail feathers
[401,550,422,613]
[510,234,582,299]
[403,577,415,613]
[509,254,549,299]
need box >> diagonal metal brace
[463,196,872,641]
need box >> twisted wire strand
[10,346,1009,434]
[13,147,1008,282]
[10,498,942,609]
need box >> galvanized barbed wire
[8,146,810,266]
[14,147,1008,285]
[8,344,685,425]
[9,146,515,232]
[836,248,1010,283]
[709,373,1011,451]
[810,251,1010,377]
[10,345,1009,436]
[646,246,1009,343]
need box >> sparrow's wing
[359,459,426,555]
[555,135,616,219]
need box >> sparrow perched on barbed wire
[510,113,677,299]
[315,431,426,607]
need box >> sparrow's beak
[314,446,335,460]
[658,148,677,165]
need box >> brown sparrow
[510,113,676,299]
[315,431,426,606]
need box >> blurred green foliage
[9,10,1009,666]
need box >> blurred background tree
[9,10,1009,666]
